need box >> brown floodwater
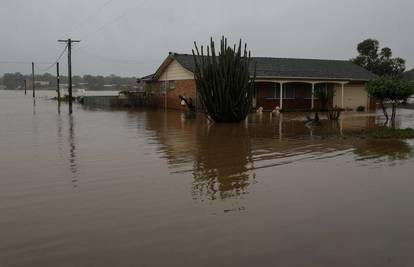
[1,90,414,267]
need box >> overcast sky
[0,0,413,77]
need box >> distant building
[137,74,155,92]
[35,81,50,86]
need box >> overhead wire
[3,1,153,74]
[34,44,68,72]
[80,0,150,41]
[67,0,117,37]
[73,46,159,65]
[0,60,32,64]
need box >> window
[314,83,328,98]
[275,84,295,99]
[169,80,176,89]
[304,84,330,99]
[304,84,313,99]
[259,83,277,99]
[284,85,295,99]
[160,81,166,94]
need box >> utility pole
[58,38,80,114]
[56,62,61,107]
[24,79,27,95]
[32,62,35,98]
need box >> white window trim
[169,80,176,89]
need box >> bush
[184,110,196,119]
[356,106,365,112]
[328,106,342,120]
[192,37,256,123]
[367,77,414,124]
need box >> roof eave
[254,75,374,82]
[153,53,176,80]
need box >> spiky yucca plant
[192,37,256,123]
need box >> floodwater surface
[1,90,414,267]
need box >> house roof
[171,53,377,81]
[138,73,155,81]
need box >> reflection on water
[68,115,78,186]
[3,91,414,267]
[354,139,414,164]
[142,109,413,201]
[192,123,255,200]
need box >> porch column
[341,83,345,109]
[311,83,315,110]
[279,82,284,109]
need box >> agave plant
[192,37,256,123]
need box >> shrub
[367,77,414,125]
[192,37,256,123]
[356,106,365,112]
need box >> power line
[80,0,150,41]
[67,0,117,37]
[0,60,31,64]
[74,46,159,65]
[0,61,53,65]
[34,45,68,72]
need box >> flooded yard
[1,90,414,266]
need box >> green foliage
[328,106,342,120]
[367,77,414,123]
[356,106,365,112]
[352,39,405,76]
[184,110,196,119]
[367,77,414,103]
[192,37,256,123]
[316,88,334,111]
[403,69,414,81]
[2,72,25,89]
[0,72,137,91]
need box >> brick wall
[256,82,334,111]
[153,79,197,110]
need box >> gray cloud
[1,0,413,77]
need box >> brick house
[144,52,377,111]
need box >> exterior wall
[153,79,197,110]
[153,59,197,110]
[166,79,197,110]
[158,60,194,81]
[333,82,369,110]
[255,82,333,111]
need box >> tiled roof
[172,53,377,81]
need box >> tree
[403,69,414,81]
[192,37,256,123]
[352,39,405,77]
[2,72,25,90]
[316,87,334,111]
[367,77,414,125]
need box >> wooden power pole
[58,38,80,114]
[56,62,61,106]
[31,62,35,98]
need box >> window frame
[275,85,295,99]
[160,81,166,94]
[169,80,176,89]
